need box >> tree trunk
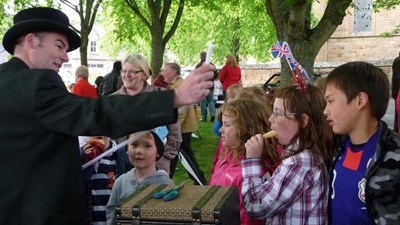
[151,29,165,80]
[266,0,352,84]
[80,32,89,66]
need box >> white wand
[205,43,215,65]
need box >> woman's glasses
[120,70,143,76]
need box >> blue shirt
[331,131,378,225]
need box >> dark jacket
[329,121,400,225]
[391,55,400,99]
[101,70,122,96]
[0,57,177,225]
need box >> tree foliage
[103,0,277,76]
[373,0,400,37]
[169,0,277,66]
[373,0,400,10]
[0,0,100,67]
[0,0,56,47]
[103,0,186,78]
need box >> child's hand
[82,143,95,155]
[245,134,264,158]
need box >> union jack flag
[271,41,291,59]
[270,41,310,81]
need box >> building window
[90,41,97,52]
[88,64,104,68]
[354,0,372,33]
[63,63,72,68]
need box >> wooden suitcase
[116,184,240,225]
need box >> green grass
[172,117,220,185]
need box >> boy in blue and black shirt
[324,61,400,225]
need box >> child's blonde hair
[226,84,242,101]
[219,98,279,169]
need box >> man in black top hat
[0,7,214,225]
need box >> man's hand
[174,64,214,107]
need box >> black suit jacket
[0,58,177,225]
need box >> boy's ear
[357,92,369,109]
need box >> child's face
[324,84,358,135]
[219,113,239,148]
[269,98,299,145]
[127,134,158,169]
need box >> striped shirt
[242,147,328,225]
[86,153,117,225]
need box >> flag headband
[271,41,311,100]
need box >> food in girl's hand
[263,130,277,139]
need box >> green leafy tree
[0,0,100,67]
[374,0,400,37]
[60,0,103,66]
[103,0,185,78]
[0,0,56,52]
[103,0,276,76]
[169,0,277,66]
[266,0,352,83]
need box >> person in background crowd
[94,76,104,96]
[72,65,98,98]
[324,61,400,225]
[153,72,169,88]
[196,51,218,122]
[162,62,207,184]
[101,60,122,96]
[242,84,332,224]
[212,84,242,137]
[313,76,327,92]
[392,52,400,132]
[106,127,173,225]
[0,7,214,225]
[81,136,124,224]
[68,82,75,92]
[219,54,241,99]
[111,54,181,176]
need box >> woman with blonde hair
[219,54,241,98]
[111,54,182,176]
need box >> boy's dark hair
[326,61,390,120]
[150,131,165,161]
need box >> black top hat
[2,7,81,54]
